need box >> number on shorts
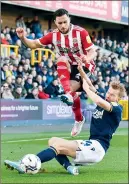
[83,140,92,146]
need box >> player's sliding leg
[49,137,79,175]
[4,160,25,174]
[55,154,79,175]
[4,137,79,175]
[37,137,79,175]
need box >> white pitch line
[1,135,86,144]
[1,132,127,144]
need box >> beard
[58,24,71,34]
[59,28,69,34]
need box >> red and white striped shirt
[38,24,95,73]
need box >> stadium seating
[1,19,128,101]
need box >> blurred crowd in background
[1,15,128,100]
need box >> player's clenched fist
[16,27,25,38]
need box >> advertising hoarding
[1,100,42,121]
[121,1,128,24]
[2,1,122,24]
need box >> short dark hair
[54,9,69,20]
[16,75,22,79]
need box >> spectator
[23,63,30,73]
[99,38,106,48]
[33,82,38,88]
[35,75,46,88]
[6,76,14,90]
[46,70,54,85]
[25,17,31,29]
[17,65,24,76]
[42,55,48,66]
[42,75,48,88]
[30,33,36,40]
[53,71,58,80]
[5,34,13,45]
[9,28,18,44]
[5,26,11,34]
[24,77,33,92]
[25,87,39,99]
[13,86,24,99]
[98,82,106,96]
[47,59,55,71]
[105,40,113,51]
[35,62,44,74]
[23,48,31,59]
[1,33,9,45]
[111,65,120,77]
[38,85,50,99]
[30,15,42,38]
[1,64,8,81]
[26,28,32,39]
[16,15,26,30]
[44,79,63,97]
[15,75,23,86]
[31,69,37,81]
[120,72,125,83]
[2,84,14,99]
[1,83,8,96]
[10,52,19,66]
[15,39,31,59]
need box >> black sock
[37,146,57,163]
[55,154,72,170]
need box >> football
[20,154,41,174]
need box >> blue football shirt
[89,97,123,152]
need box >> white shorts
[73,140,105,166]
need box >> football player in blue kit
[4,61,126,175]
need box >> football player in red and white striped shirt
[16,9,97,137]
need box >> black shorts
[70,65,91,82]
[70,65,91,91]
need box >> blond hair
[109,81,126,99]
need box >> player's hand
[16,27,26,38]
[82,78,89,91]
[80,54,88,63]
[77,58,83,71]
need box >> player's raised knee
[48,137,59,146]
[57,56,68,63]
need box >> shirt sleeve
[110,102,123,113]
[38,32,53,46]
[80,29,94,50]
[109,102,123,122]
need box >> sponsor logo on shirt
[92,109,104,119]
[86,35,92,43]
[58,46,80,54]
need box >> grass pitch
[1,128,128,183]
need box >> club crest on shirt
[73,38,78,44]
[86,35,91,43]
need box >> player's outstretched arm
[82,79,112,111]
[16,27,42,49]
[77,60,96,93]
[80,48,97,64]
